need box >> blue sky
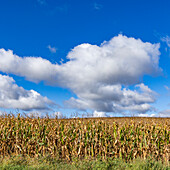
[0,0,169,117]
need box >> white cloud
[65,83,156,113]
[58,35,161,95]
[0,74,54,111]
[159,109,170,117]
[93,110,107,117]
[0,48,57,83]
[47,45,57,53]
[137,113,156,117]
[0,35,161,85]
[161,35,170,47]
[0,35,161,113]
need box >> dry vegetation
[0,114,169,164]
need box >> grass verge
[0,155,169,170]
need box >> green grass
[0,155,169,170]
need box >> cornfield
[0,114,169,163]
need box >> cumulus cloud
[0,74,54,111]
[47,45,57,53]
[159,109,170,117]
[65,83,156,113]
[93,110,107,117]
[0,35,161,113]
[0,48,57,83]
[137,113,156,117]
[61,35,161,88]
[0,35,161,85]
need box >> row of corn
[0,114,169,162]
